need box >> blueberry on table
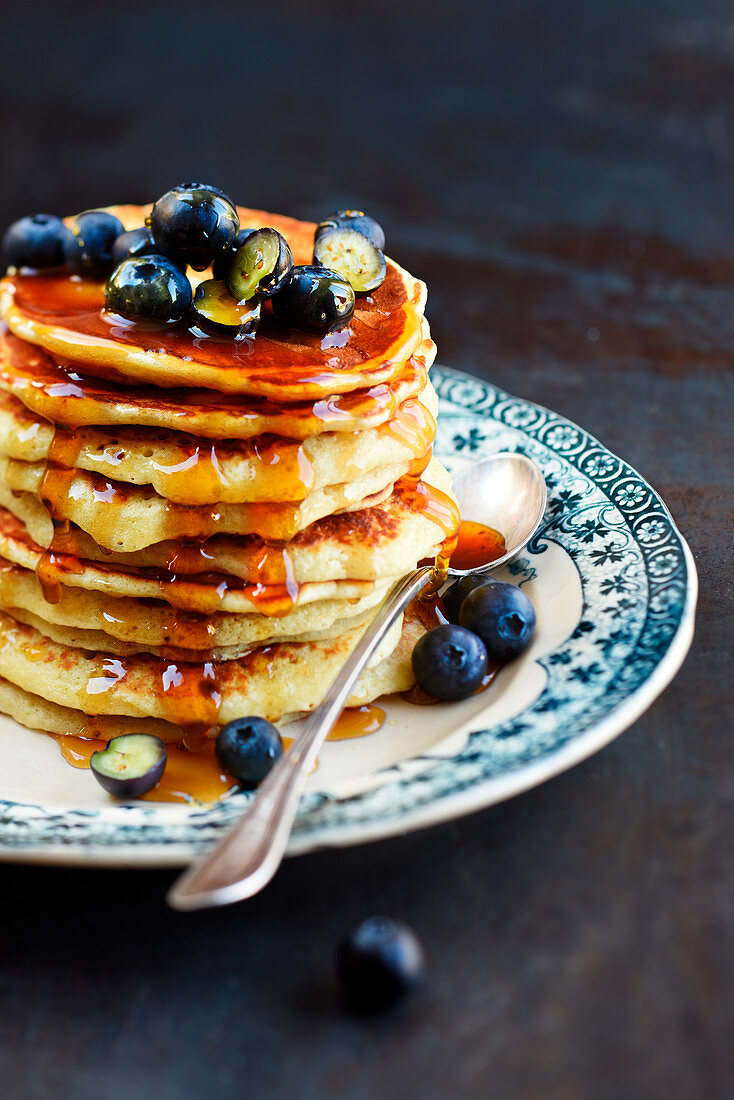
[225,227,293,303]
[316,209,385,251]
[111,226,160,266]
[90,734,167,798]
[459,580,536,661]
[149,183,239,271]
[271,265,355,335]
[313,227,386,292]
[442,574,495,624]
[337,916,424,1014]
[62,210,125,278]
[105,255,192,323]
[190,279,261,336]
[412,623,488,700]
[2,213,69,270]
[215,716,283,790]
[212,226,257,280]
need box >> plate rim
[0,366,698,866]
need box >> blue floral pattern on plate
[0,366,696,862]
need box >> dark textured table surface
[0,2,730,1098]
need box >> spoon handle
[167,565,434,911]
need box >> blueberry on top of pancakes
[2,214,69,271]
[313,226,386,292]
[111,226,161,267]
[104,255,192,323]
[148,183,239,271]
[225,227,293,303]
[63,210,125,279]
[190,278,261,336]
[316,210,385,251]
[212,226,257,280]
[272,264,355,335]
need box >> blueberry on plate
[442,574,494,624]
[90,733,167,798]
[225,227,293,303]
[105,255,192,323]
[63,210,125,278]
[412,623,488,700]
[271,264,355,335]
[111,226,160,267]
[459,580,536,661]
[337,916,424,1014]
[149,183,239,271]
[215,715,283,790]
[190,279,260,336]
[2,213,69,270]
[313,227,386,293]
[316,209,385,251]
[212,226,257,280]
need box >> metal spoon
[168,452,546,911]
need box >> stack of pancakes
[0,205,459,745]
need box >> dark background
[0,1,731,1097]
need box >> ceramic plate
[0,366,697,866]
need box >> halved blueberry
[149,183,239,271]
[411,623,488,700]
[2,213,69,270]
[111,227,159,267]
[212,227,257,280]
[271,264,355,335]
[105,255,192,323]
[459,581,536,661]
[63,210,125,278]
[337,916,424,1014]
[215,716,283,790]
[313,227,386,292]
[90,733,167,798]
[316,210,385,250]
[190,279,261,336]
[225,228,293,303]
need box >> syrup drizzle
[54,703,385,803]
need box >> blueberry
[459,580,536,661]
[337,916,424,1014]
[63,210,125,278]
[105,255,192,323]
[2,213,69,270]
[212,226,257,280]
[313,227,386,292]
[225,227,293,303]
[316,209,385,251]
[190,279,261,336]
[412,623,488,700]
[215,715,283,790]
[442,574,492,624]
[111,227,160,267]
[271,264,355,335]
[149,183,239,271]
[90,734,167,799]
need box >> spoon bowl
[448,452,547,576]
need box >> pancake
[0,382,437,505]
[0,205,427,399]
[0,564,394,651]
[0,601,425,740]
[0,324,435,440]
[0,603,425,728]
[0,454,411,550]
[0,460,454,598]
